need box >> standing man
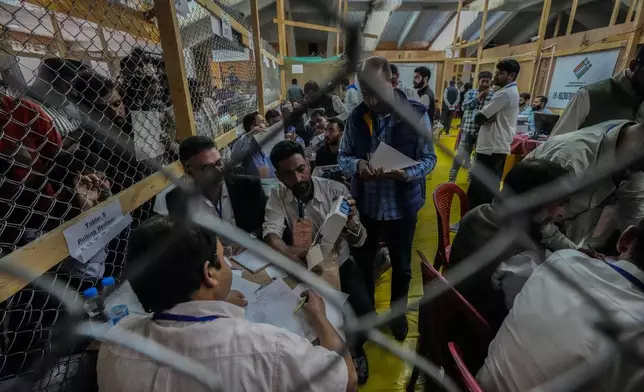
[449,71,494,183]
[467,59,520,209]
[413,66,436,123]
[551,47,644,137]
[303,80,348,121]
[442,80,460,135]
[263,140,371,384]
[342,78,362,113]
[287,78,304,103]
[527,95,553,134]
[390,64,419,100]
[339,57,437,341]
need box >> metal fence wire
[0,1,643,392]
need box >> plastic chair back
[432,183,468,268]
[448,342,484,392]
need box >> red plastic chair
[406,251,492,392]
[448,342,485,392]
[433,183,469,269]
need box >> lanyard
[603,260,644,293]
[297,200,307,218]
[214,197,222,218]
[152,313,224,322]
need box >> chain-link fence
[2,1,644,392]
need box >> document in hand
[232,251,270,273]
[244,279,307,338]
[369,142,420,172]
[293,284,349,340]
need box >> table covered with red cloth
[510,134,545,156]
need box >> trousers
[466,152,507,209]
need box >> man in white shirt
[263,140,372,384]
[98,216,357,392]
[390,64,420,101]
[478,220,644,392]
[468,59,521,208]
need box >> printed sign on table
[547,49,620,109]
[63,200,133,263]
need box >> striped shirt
[40,104,80,138]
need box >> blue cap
[83,287,98,298]
[101,277,115,286]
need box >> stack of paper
[231,274,261,301]
[232,251,270,273]
[369,142,420,172]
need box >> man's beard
[292,180,311,198]
[413,81,424,89]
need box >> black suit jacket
[166,174,267,238]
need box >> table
[510,134,545,156]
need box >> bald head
[359,56,395,114]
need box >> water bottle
[83,287,109,322]
[101,276,130,325]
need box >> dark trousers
[466,152,507,209]
[441,105,454,134]
[352,216,418,310]
[340,258,373,349]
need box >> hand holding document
[369,142,420,172]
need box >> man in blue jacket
[338,56,437,340]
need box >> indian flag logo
[574,58,592,79]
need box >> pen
[293,295,308,314]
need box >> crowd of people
[4,40,644,392]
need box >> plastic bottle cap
[101,277,115,286]
[83,287,98,298]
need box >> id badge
[292,218,313,249]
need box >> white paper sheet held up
[244,279,307,338]
[232,251,269,273]
[231,274,261,300]
[369,142,420,172]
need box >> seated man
[526,119,644,253]
[315,118,344,167]
[478,220,644,392]
[97,216,357,392]
[449,159,569,331]
[231,111,275,178]
[167,136,266,242]
[263,140,372,384]
[527,95,553,134]
[265,108,305,147]
[304,108,328,147]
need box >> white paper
[232,270,243,276]
[221,15,233,41]
[174,0,190,17]
[63,200,132,263]
[292,64,304,74]
[253,127,284,156]
[245,279,307,337]
[131,111,164,159]
[231,274,261,300]
[292,285,349,339]
[210,16,222,37]
[265,266,287,280]
[232,250,269,273]
[369,142,420,172]
[306,244,324,270]
[105,280,148,315]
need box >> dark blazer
[166,174,267,238]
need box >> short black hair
[291,78,298,84]
[304,80,321,94]
[74,71,115,106]
[341,78,350,86]
[328,117,344,132]
[310,108,326,119]
[390,64,399,75]
[39,58,87,82]
[520,92,531,100]
[464,82,473,90]
[127,216,221,313]
[270,140,306,170]
[536,95,548,105]
[414,66,432,80]
[496,59,521,79]
[265,109,281,122]
[478,71,493,80]
[243,111,260,132]
[179,135,216,165]
[503,159,568,197]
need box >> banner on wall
[391,63,438,94]
[547,49,620,109]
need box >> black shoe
[354,347,369,385]
[390,315,409,341]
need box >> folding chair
[448,342,485,392]
[432,183,468,269]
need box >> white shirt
[476,82,519,155]
[97,301,348,392]
[478,250,644,392]
[263,176,366,264]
